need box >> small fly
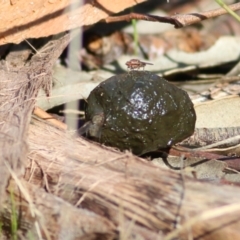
[125,59,153,71]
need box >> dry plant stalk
[33,106,67,130]
[20,118,240,239]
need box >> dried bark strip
[25,118,240,239]
[0,33,70,205]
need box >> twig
[105,2,240,28]
[215,0,240,22]
[169,146,240,171]
[169,146,225,159]
[33,106,67,130]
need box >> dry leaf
[178,94,240,156]
[0,0,146,45]
[194,95,240,128]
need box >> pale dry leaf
[36,64,111,110]
[189,96,240,154]
[194,95,240,128]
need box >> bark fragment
[0,33,70,206]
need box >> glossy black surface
[85,71,196,155]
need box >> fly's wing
[143,62,153,65]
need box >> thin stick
[105,2,240,28]
[33,106,67,130]
[215,0,240,22]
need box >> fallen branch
[22,118,240,239]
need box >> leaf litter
[2,0,240,239]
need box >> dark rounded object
[85,71,196,155]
